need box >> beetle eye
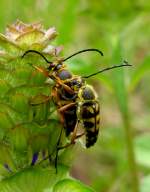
[55,64,62,70]
[71,79,78,85]
[50,63,55,68]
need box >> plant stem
[122,112,139,192]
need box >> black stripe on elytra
[86,131,98,148]
[82,101,95,107]
[81,106,99,118]
[83,121,94,129]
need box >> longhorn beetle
[22,49,131,170]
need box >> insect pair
[22,48,131,169]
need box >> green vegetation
[0,1,150,192]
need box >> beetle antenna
[83,60,132,78]
[63,48,104,62]
[22,50,53,64]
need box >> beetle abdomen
[80,101,100,148]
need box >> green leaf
[8,93,29,114]
[28,95,50,124]
[8,124,29,153]
[0,68,17,86]
[7,84,50,99]
[0,103,22,124]
[0,165,68,192]
[0,142,15,170]
[134,134,150,168]
[53,178,95,192]
[0,112,13,139]
[0,80,11,98]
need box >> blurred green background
[0,0,150,191]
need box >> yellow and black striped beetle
[22,49,131,168]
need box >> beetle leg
[55,126,64,172]
[31,64,50,77]
[57,120,84,150]
[75,132,85,139]
[58,103,76,113]
[29,95,51,106]
[32,64,74,94]
[55,77,74,94]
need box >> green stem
[122,112,139,192]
